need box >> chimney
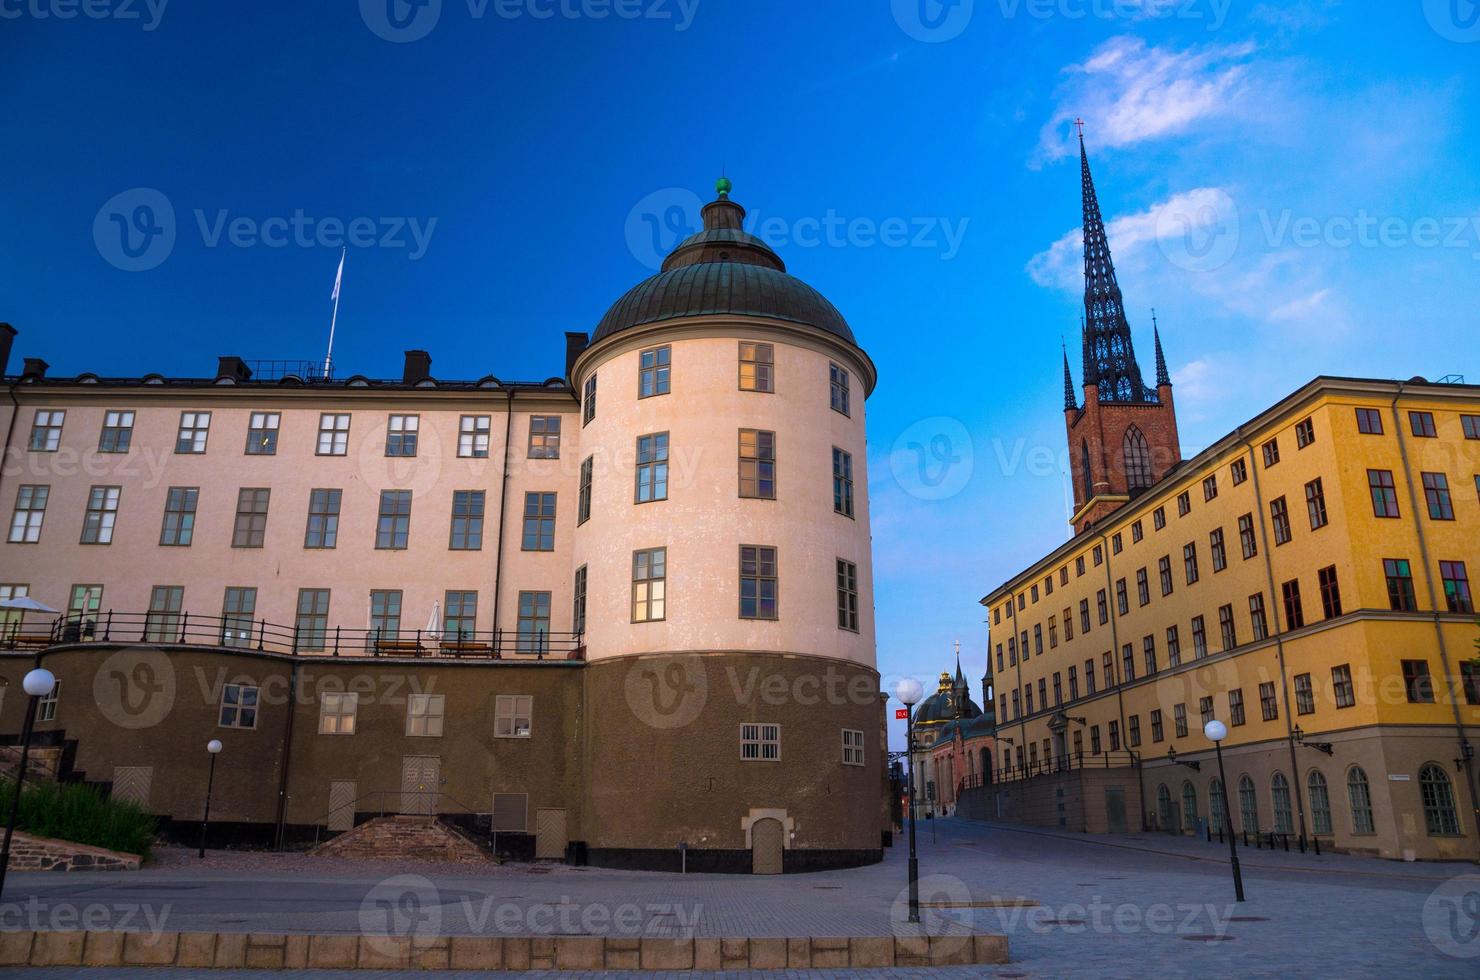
[565,331,588,378]
[402,350,432,385]
[216,356,253,383]
[0,324,15,378]
[21,358,48,380]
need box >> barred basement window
[739,429,776,499]
[1272,773,1293,833]
[459,415,491,458]
[742,723,781,761]
[740,545,778,620]
[528,416,561,459]
[232,488,270,548]
[316,413,350,456]
[304,489,341,548]
[635,433,669,503]
[631,548,666,623]
[176,411,210,454]
[28,409,64,452]
[832,448,854,518]
[385,414,418,457]
[81,486,120,544]
[836,559,859,632]
[406,694,445,737]
[577,456,593,525]
[739,342,774,392]
[1308,771,1332,835]
[1294,673,1314,715]
[219,683,259,729]
[449,490,484,550]
[842,728,864,766]
[1295,417,1315,448]
[582,374,597,426]
[319,692,358,735]
[99,410,134,453]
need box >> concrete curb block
[4,931,1010,969]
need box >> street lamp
[1167,746,1200,771]
[0,667,57,900]
[198,739,223,859]
[895,677,924,924]
[1203,719,1244,902]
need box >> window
[741,722,781,760]
[1249,592,1268,640]
[1298,477,1328,531]
[1031,585,1039,603]
[145,585,184,642]
[632,548,666,623]
[1199,696,1214,725]
[1409,411,1437,438]
[295,589,330,651]
[369,589,402,643]
[1461,663,1480,706]
[1191,616,1207,658]
[829,363,850,416]
[28,409,64,451]
[238,411,281,456]
[221,587,256,646]
[80,486,120,544]
[1150,710,1164,742]
[1182,782,1199,829]
[444,590,477,638]
[1096,589,1108,625]
[1420,764,1460,835]
[1174,703,1188,738]
[521,492,556,551]
[1090,725,1101,754]
[219,683,258,729]
[305,489,341,548]
[376,490,411,549]
[1318,565,1342,618]
[1052,672,1062,704]
[1131,519,1143,543]
[527,416,561,459]
[383,414,421,457]
[1143,635,1157,675]
[740,545,778,620]
[832,448,854,518]
[1348,766,1375,833]
[635,433,669,503]
[319,692,358,735]
[1108,720,1120,751]
[1177,490,1191,516]
[1111,532,1123,555]
[1401,660,1434,703]
[1384,558,1417,611]
[1368,469,1400,518]
[176,411,210,453]
[1062,607,1073,641]
[572,565,587,636]
[1238,513,1257,560]
[1183,543,1199,585]
[1238,776,1259,832]
[99,410,134,453]
[1261,438,1279,468]
[495,694,533,738]
[1084,659,1096,696]
[1209,779,1226,832]
[1077,556,1086,576]
[516,591,551,652]
[1094,545,1103,566]
[1079,599,1090,634]
[1463,415,1480,440]
[1282,579,1304,629]
[1166,625,1181,667]
[577,456,593,525]
[1218,604,1237,649]
[1061,566,1069,585]
[1068,666,1079,700]
[449,490,484,550]
[1124,426,1152,489]
[1210,528,1227,572]
[1305,771,1331,835]
[67,585,102,638]
[1128,715,1140,748]
[582,374,597,426]
[1203,475,1218,502]
[1272,773,1293,833]
[1294,674,1314,715]
[738,429,776,499]
[1260,681,1278,722]
[1230,457,1247,485]
[1034,624,1044,655]
[1102,651,1114,687]
[638,345,671,399]
[1332,665,1355,708]
[1441,561,1473,613]
[1115,579,1128,615]
[458,415,491,458]
[1159,556,1173,596]
[232,488,270,548]
[1295,417,1315,448]
[1355,408,1383,434]
[836,559,859,632]
[1270,496,1291,545]
[405,693,446,737]
[738,342,774,392]
[1049,616,1058,647]
[316,413,350,455]
[1136,568,1149,606]
[1422,472,1454,520]
[842,729,865,766]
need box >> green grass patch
[0,779,155,857]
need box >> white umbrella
[0,597,58,613]
[423,600,442,641]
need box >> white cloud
[1268,288,1330,321]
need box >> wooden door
[400,756,440,815]
[751,817,783,875]
[535,807,567,860]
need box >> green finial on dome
[715,175,732,198]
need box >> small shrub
[0,779,155,857]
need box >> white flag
[330,249,345,302]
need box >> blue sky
[4,1,1479,740]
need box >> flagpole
[324,247,345,380]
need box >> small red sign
[895,708,908,720]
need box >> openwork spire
[1078,125,1155,404]
[1153,319,1171,388]
[1062,342,1077,410]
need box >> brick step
[309,816,491,863]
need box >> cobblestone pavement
[3,817,1479,977]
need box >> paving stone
[640,937,694,969]
[356,934,410,969]
[693,937,722,970]
[785,936,810,967]
[0,931,33,966]
[553,935,602,969]
[212,933,247,968]
[28,931,81,966]
[121,932,177,966]
[81,932,123,967]
[748,936,787,969]
[306,935,357,969]
[448,936,501,970]
[850,935,895,967]
[174,933,217,968]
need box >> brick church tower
[1064,129,1181,535]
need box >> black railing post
[1314,835,1321,856]
[415,629,422,658]
[292,625,300,655]
[333,626,340,657]
[257,619,266,651]
[102,610,111,641]
[179,612,189,644]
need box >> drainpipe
[0,381,20,504]
[1239,426,1310,849]
[490,388,515,637]
[272,659,301,849]
[1387,384,1479,862]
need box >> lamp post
[198,739,223,859]
[0,667,57,900]
[1203,720,1244,902]
[895,677,924,924]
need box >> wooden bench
[437,641,493,657]
[4,634,55,650]
[371,639,427,657]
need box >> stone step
[309,816,490,863]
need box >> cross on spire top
[1074,117,1085,139]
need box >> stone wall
[4,831,140,872]
[957,767,1143,834]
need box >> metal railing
[961,750,1142,788]
[8,612,584,661]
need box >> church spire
[1062,341,1077,410]
[1153,314,1171,388]
[1078,123,1154,404]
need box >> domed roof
[593,182,856,346]
[913,670,982,728]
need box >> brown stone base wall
[957,767,1144,834]
[3,832,141,872]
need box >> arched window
[1347,766,1374,834]
[1308,770,1332,835]
[1123,426,1153,490]
[1238,775,1259,833]
[1182,782,1198,829]
[1157,784,1174,831]
[1209,778,1226,832]
[1271,773,1293,833]
[1080,439,1093,503]
[1420,763,1460,836]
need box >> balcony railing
[961,750,1141,789]
[4,612,584,661]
